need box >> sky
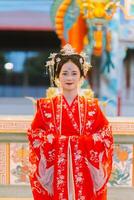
[0,0,52,12]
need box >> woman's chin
[62,86,77,91]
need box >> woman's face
[59,61,81,92]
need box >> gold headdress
[45,44,92,85]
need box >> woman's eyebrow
[62,70,78,72]
[62,70,68,72]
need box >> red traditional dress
[27,95,113,200]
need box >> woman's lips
[66,83,73,85]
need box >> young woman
[27,44,113,200]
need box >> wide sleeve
[27,99,55,197]
[27,99,55,164]
[85,99,113,196]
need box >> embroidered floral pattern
[28,97,113,200]
[55,96,62,134]
[63,100,80,134]
[89,150,99,163]
[56,138,68,200]
[72,137,86,200]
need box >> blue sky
[0,0,53,12]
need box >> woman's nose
[66,75,73,80]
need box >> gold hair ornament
[45,44,92,86]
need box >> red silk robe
[27,95,113,200]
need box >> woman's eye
[72,72,77,75]
[62,73,68,76]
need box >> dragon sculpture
[51,0,129,73]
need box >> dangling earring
[54,78,61,88]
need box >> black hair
[54,53,85,78]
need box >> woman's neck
[62,90,78,104]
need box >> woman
[27,44,113,200]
